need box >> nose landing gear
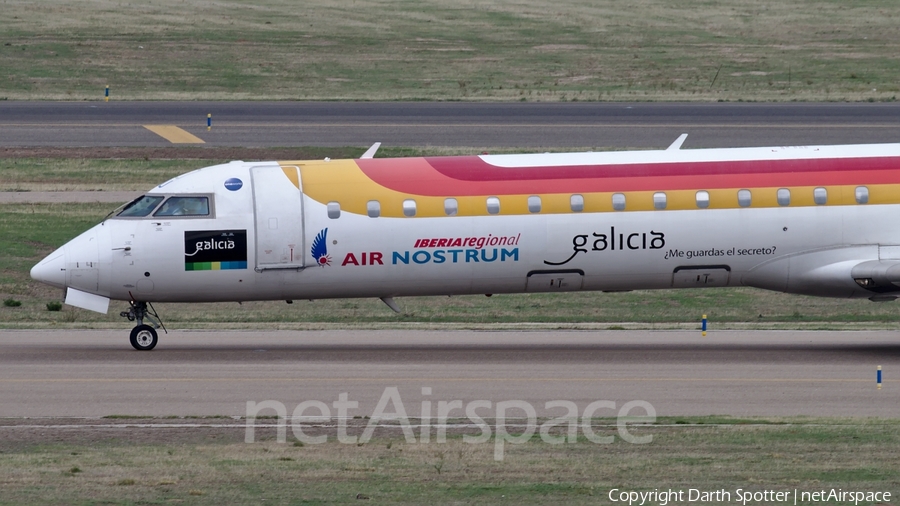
[120,300,167,350]
[130,324,158,351]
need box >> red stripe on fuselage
[356,156,900,196]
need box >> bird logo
[311,228,331,267]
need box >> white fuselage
[31,144,900,313]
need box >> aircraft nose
[30,223,104,292]
[30,248,67,289]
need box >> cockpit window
[153,196,210,217]
[116,195,164,217]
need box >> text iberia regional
[340,234,521,267]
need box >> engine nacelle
[849,259,900,300]
[741,246,893,299]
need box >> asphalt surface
[2,101,899,148]
[1,330,896,418]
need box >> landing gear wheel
[130,324,158,351]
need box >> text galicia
[545,227,665,266]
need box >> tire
[130,325,158,351]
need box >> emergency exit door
[251,165,305,270]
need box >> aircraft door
[251,165,305,271]
[526,269,585,292]
[671,265,731,287]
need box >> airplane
[29,136,900,350]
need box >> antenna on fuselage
[360,142,382,159]
[380,296,401,313]
[666,133,688,151]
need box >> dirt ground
[0,417,498,452]
[0,418,253,451]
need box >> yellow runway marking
[143,125,205,144]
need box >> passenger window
[855,186,869,204]
[486,197,501,215]
[367,200,381,218]
[612,193,626,211]
[813,187,827,205]
[737,189,751,208]
[327,202,341,219]
[777,188,791,206]
[570,194,584,212]
[117,195,164,217]
[153,196,209,217]
[527,196,542,213]
[444,198,458,216]
[402,199,417,217]
[653,192,667,210]
[695,191,710,209]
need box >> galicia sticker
[184,230,248,270]
[224,178,243,191]
[311,228,331,267]
[544,227,665,266]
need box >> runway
[1,330,896,418]
[2,102,900,148]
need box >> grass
[1,0,899,102]
[0,418,897,505]
[3,198,900,329]
[0,158,203,192]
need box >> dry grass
[1,0,899,101]
[0,419,897,505]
